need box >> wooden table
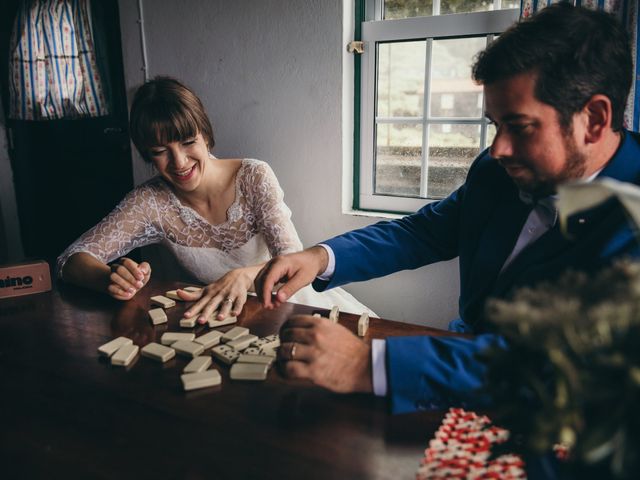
[0,280,459,479]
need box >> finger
[280,360,311,380]
[120,257,145,283]
[272,271,310,305]
[139,262,152,283]
[109,270,137,294]
[199,298,223,324]
[111,262,141,289]
[216,296,234,319]
[176,288,203,302]
[107,283,134,300]
[195,291,227,323]
[184,290,219,318]
[256,261,286,308]
[278,341,312,362]
[282,314,324,329]
[229,291,247,317]
[279,327,317,345]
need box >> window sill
[342,208,405,220]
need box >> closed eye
[507,123,532,134]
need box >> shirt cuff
[371,339,388,397]
[316,244,336,281]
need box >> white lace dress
[57,158,375,315]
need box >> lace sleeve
[56,181,165,277]
[242,160,303,256]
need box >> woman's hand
[180,265,262,324]
[107,257,151,300]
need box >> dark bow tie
[519,191,558,228]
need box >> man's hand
[107,257,151,300]
[255,246,329,309]
[278,315,373,394]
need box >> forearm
[306,245,329,276]
[60,252,111,293]
[243,263,266,292]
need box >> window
[356,0,519,213]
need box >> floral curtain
[8,0,109,120]
[521,1,640,131]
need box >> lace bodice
[57,159,303,278]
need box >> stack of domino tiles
[179,329,229,391]
[98,336,139,367]
[210,327,280,381]
[99,286,282,391]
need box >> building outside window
[356,0,519,213]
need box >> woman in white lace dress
[57,77,373,323]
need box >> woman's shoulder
[238,158,277,180]
[120,176,172,206]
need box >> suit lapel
[465,188,531,311]
[494,222,568,294]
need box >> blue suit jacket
[314,131,640,414]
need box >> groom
[257,4,640,413]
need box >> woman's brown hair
[130,76,215,161]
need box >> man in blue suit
[256,4,640,413]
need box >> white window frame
[358,1,519,213]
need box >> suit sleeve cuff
[316,244,335,281]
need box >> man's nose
[489,127,513,159]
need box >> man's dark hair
[472,2,632,131]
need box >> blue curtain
[521,1,640,132]
[8,0,109,120]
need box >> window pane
[430,37,485,118]
[375,123,422,196]
[377,42,426,118]
[384,0,433,20]
[441,0,498,15]
[427,123,480,198]
[485,123,496,148]
[384,0,519,19]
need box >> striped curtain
[521,1,640,131]
[8,0,109,120]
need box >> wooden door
[0,0,133,265]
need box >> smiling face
[485,72,589,198]
[148,133,210,193]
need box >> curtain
[520,1,640,131]
[8,0,109,120]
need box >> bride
[57,77,374,323]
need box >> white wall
[117,0,460,328]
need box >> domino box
[0,260,52,299]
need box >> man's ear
[582,94,613,144]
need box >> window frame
[355,2,519,214]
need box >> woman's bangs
[146,106,199,147]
